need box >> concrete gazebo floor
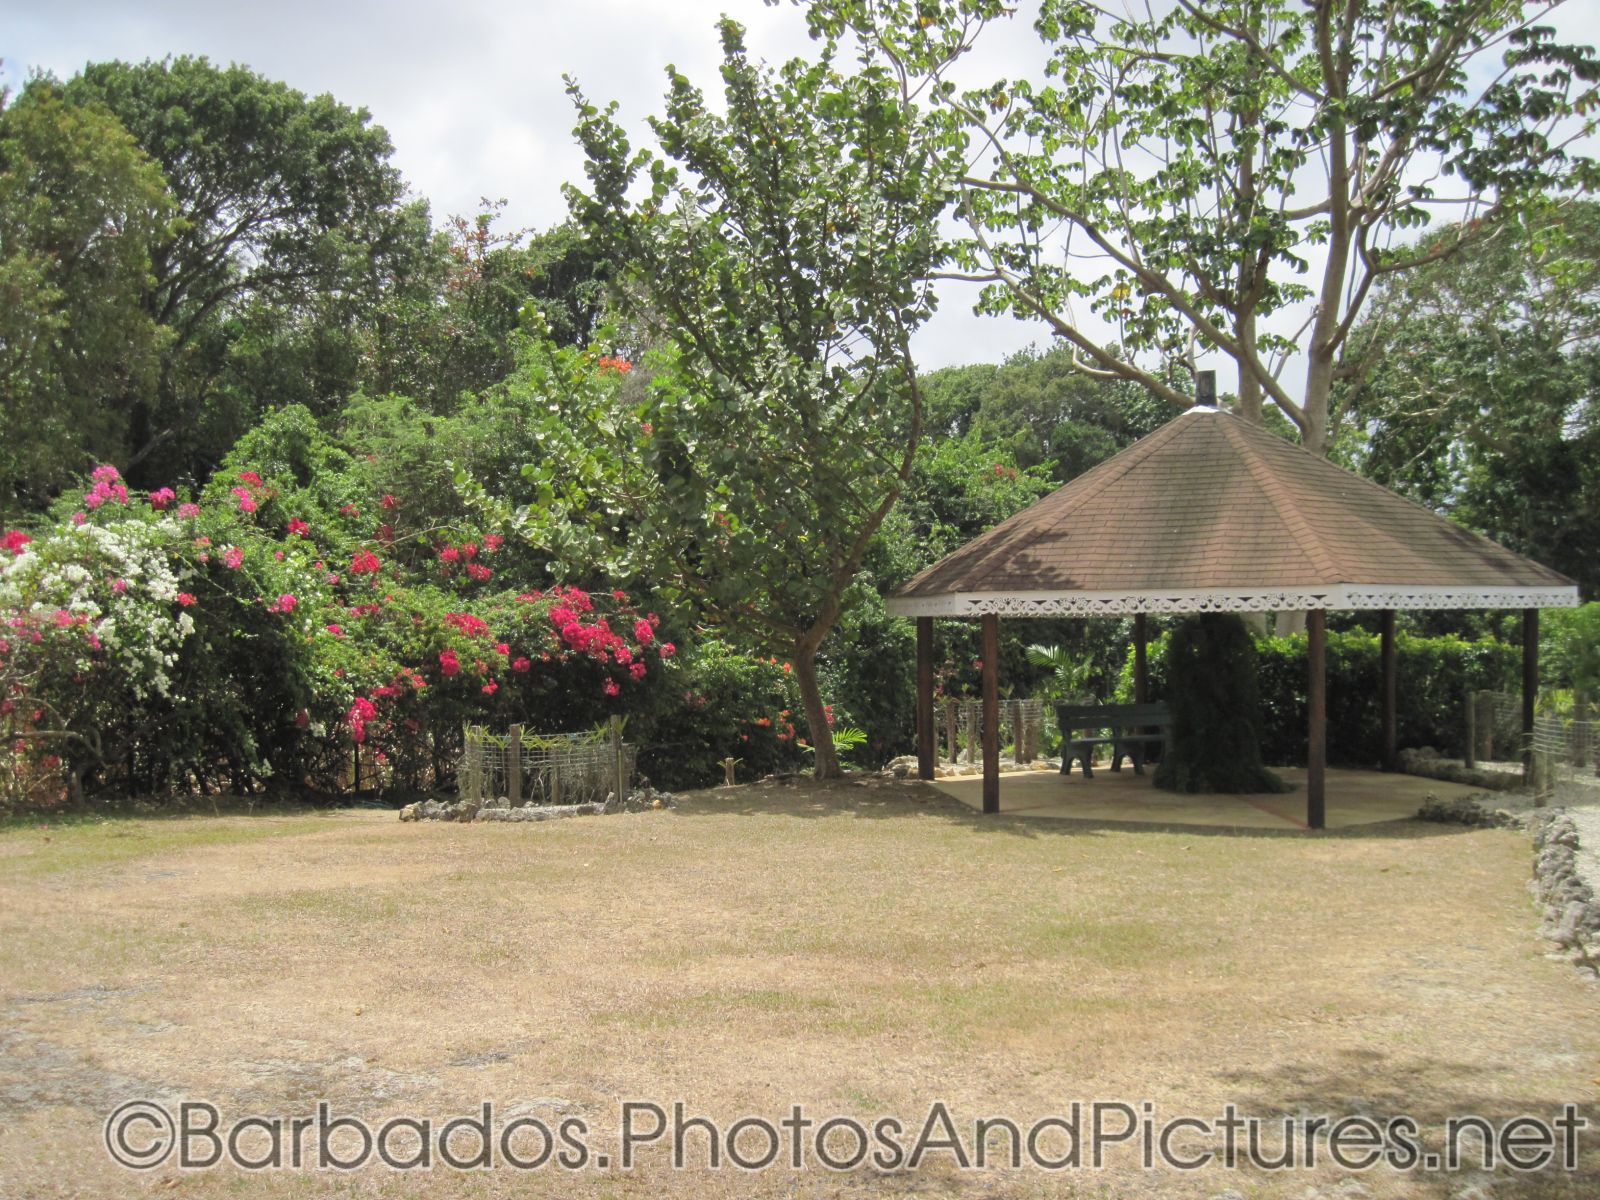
[929,765,1485,830]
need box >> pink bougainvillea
[149,487,176,511]
[350,548,381,575]
[84,464,130,510]
[222,547,244,570]
[3,530,30,557]
[439,649,461,676]
[267,594,298,614]
[287,518,311,538]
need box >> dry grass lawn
[1,778,1597,1198]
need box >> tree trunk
[792,640,840,779]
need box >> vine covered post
[1380,610,1398,772]
[1307,611,1327,830]
[981,614,1000,814]
[1523,609,1539,787]
[508,724,523,805]
[916,617,935,781]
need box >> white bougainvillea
[1,518,194,701]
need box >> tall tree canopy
[0,82,175,515]
[1347,202,1600,594]
[804,0,1600,452]
[60,56,418,484]
[524,19,949,775]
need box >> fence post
[1572,695,1589,769]
[944,700,957,768]
[550,741,562,807]
[508,725,522,805]
[610,715,627,806]
[1464,690,1477,769]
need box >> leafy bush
[1153,615,1288,794]
[638,639,812,790]
[1120,625,1519,766]
[2,445,673,806]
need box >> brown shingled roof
[888,408,1577,616]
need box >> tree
[0,81,174,515]
[1347,202,1600,593]
[60,57,416,485]
[804,0,1600,453]
[360,205,614,411]
[528,19,949,776]
[922,342,1172,481]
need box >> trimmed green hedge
[1121,629,1517,766]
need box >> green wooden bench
[1056,702,1173,779]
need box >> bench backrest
[1055,702,1172,732]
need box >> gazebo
[887,399,1579,829]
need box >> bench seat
[1056,702,1173,779]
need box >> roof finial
[1196,369,1217,408]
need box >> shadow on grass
[1209,1049,1599,1196]
[668,778,1490,843]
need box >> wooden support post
[610,715,627,806]
[508,724,523,805]
[981,614,1000,814]
[1523,608,1538,785]
[1464,689,1477,770]
[1307,609,1327,831]
[1134,613,1149,705]
[1380,609,1398,772]
[916,617,935,781]
[550,742,562,807]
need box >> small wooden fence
[458,717,635,807]
[938,697,1047,766]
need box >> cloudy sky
[7,1,1598,377]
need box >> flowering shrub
[638,639,815,789]
[1,426,672,805]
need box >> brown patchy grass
[1,779,1597,1199]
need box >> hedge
[1119,629,1518,767]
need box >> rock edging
[400,786,677,823]
[1414,792,1524,829]
[1529,810,1600,973]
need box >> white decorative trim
[885,584,1580,618]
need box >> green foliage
[2,415,673,805]
[638,639,808,789]
[1153,615,1288,795]
[1543,603,1600,701]
[1345,204,1600,594]
[805,0,1600,450]
[361,207,613,411]
[0,82,175,514]
[920,344,1171,483]
[544,19,951,775]
[1025,644,1093,704]
[1125,625,1519,766]
[59,56,416,487]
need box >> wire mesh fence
[938,697,1047,765]
[458,720,636,807]
[1465,689,1525,768]
[1531,716,1600,806]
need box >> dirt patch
[1,778,1597,1198]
